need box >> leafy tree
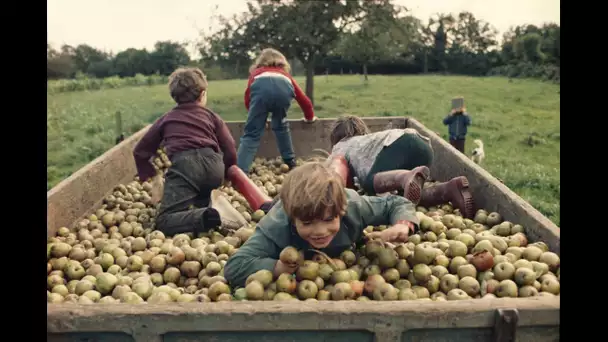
[337,3,406,82]
[72,44,111,75]
[514,33,546,64]
[150,41,191,75]
[210,0,396,103]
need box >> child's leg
[362,132,433,203]
[419,176,474,218]
[326,154,352,187]
[155,149,224,236]
[236,97,269,172]
[450,138,465,153]
[260,196,280,214]
[226,165,272,212]
[459,138,466,153]
[270,105,296,168]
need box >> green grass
[47,75,560,225]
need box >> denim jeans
[236,76,296,172]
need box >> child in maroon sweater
[236,48,317,172]
[133,67,237,236]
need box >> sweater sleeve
[214,115,237,174]
[348,191,420,232]
[290,77,315,120]
[244,76,253,111]
[133,118,164,181]
[443,114,455,125]
[223,226,281,288]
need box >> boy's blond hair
[168,67,208,104]
[329,115,371,147]
[250,48,291,74]
[280,162,347,222]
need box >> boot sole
[452,176,475,219]
[403,166,430,205]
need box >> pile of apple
[47,155,560,303]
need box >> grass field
[47,75,560,225]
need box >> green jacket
[224,189,419,288]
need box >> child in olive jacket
[224,162,418,288]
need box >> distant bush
[488,62,560,84]
[47,74,168,94]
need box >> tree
[337,3,406,82]
[72,44,110,75]
[499,23,559,66]
[451,12,498,54]
[514,33,546,64]
[150,41,191,75]
[421,13,457,73]
[113,48,153,77]
[206,0,396,104]
[198,11,254,79]
[47,44,76,79]
[446,12,498,75]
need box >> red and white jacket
[244,66,315,121]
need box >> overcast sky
[48,0,560,55]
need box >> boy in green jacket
[224,162,419,288]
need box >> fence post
[115,111,125,145]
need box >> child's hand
[274,259,298,277]
[302,116,318,123]
[149,175,165,205]
[366,222,413,243]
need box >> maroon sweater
[133,103,237,181]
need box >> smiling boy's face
[280,162,347,249]
[294,214,341,248]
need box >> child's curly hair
[329,115,370,147]
[168,67,207,104]
[250,48,291,74]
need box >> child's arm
[244,76,254,111]
[133,118,164,182]
[290,78,315,121]
[464,113,472,126]
[358,193,419,242]
[214,115,238,174]
[443,112,455,125]
[149,173,165,204]
[344,190,419,243]
[223,228,286,288]
[356,193,419,230]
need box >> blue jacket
[443,112,471,140]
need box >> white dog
[470,139,485,164]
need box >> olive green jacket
[224,189,418,287]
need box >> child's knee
[270,115,289,131]
[242,122,265,140]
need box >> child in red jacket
[236,48,317,173]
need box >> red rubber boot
[226,165,272,211]
[419,176,475,219]
[371,166,430,205]
[326,154,352,188]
